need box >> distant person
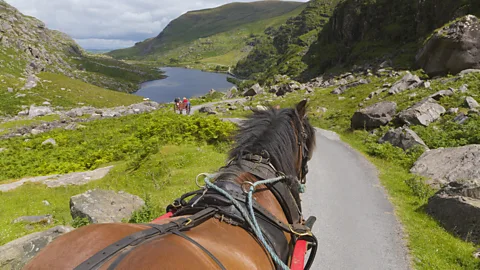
[183,97,191,115]
[174,97,181,113]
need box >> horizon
[5,0,309,50]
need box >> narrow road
[302,129,410,270]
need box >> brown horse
[25,100,317,270]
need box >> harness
[74,114,317,270]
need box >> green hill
[108,1,306,69]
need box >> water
[135,67,235,103]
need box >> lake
[135,67,235,103]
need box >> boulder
[453,113,469,124]
[379,127,428,151]
[41,138,56,146]
[416,15,480,76]
[388,72,422,94]
[411,145,480,188]
[70,189,145,224]
[459,84,469,93]
[199,106,214,114]
[13,215,53,225]
[243,83,263,97]
[351,101,397,129]
[426,181,480,244]
[331,79,369,95]
[428,89,454,101]
[28,105,52,117]
[0,226,73,269]
[397,98,446,126]
[465,96,479,109]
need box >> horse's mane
[228,107,314,178]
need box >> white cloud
[5,0,308,49]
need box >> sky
[7,0,308,50]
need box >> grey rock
[13,215,53,225]
[31,129,43,135]
[29,105,52,117]
[225,87,238,99]
[459,69,480,76]
[70,189,145,224]
[459,84,469,93]
[256,105,268,111]
[411,145,480,188]
[416,15,480,76]
[397,98,446,126]
[426,181,480,244]
[368,88,387,99]
[244,106,251,111]
[0,226,73,269]
[199,106,214,114]
[389,72,422,94]
[41,138,56,146]
[15,93,26,98]
[243,83,264,97]
[465,96,479,109]
[42,101,51,106]
[351,101,397,129]
[17,109,29,116]
[23,75,38,90]
[453,113,469,124]
[42,200,50,206]
[447,108,459,114]
[7,87,13,93]
[331,79,369,95]
[428,89,455,101]
[379,127,428,151]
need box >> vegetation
[108,1,306,70]
[0,111,235,244]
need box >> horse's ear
[296,99,307,118]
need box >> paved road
[302,129,410,270]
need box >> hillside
[108,1,306,69]
[0,0,162,115]
[234,0,341,81]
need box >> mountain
[108,1,306,69]
[0,0,162,115]
[233,0,341,82]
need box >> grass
[0,115,60,136]
[218,71,480,269]
[0,72,143,116]
[0,144,227,245]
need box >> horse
[25,100,317,270]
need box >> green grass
[0,144,227,245]
[0,115,60,136]
[218,71,480,269]
[0,72,143,116]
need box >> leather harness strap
[74,208,218,270]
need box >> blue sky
[7,0,308,50]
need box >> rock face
[411,145,480,188]
[397,98,446,126]
[0,226,73,269]
[426,181,480,244]
[416,15,480,76]
[351,101,397,129]
[379,127,428,150]
[388,72,422,94]
[70,189,145,223]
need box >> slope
[108,1,306,68]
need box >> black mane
[228,107,315,178]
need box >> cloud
[6,0,308,50]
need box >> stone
[426,181,480,244]
[351,101,397,130]
[13,215,53,225]
[28,105,52,117]
[7,87,13,93]
[368,88,387,99]
[428,89,455,101]
[397,98,446,126]
[411,145,480,188]
[42,101,51,105]
[378,127,428,151]
[243,83,264,97]
[459,69,480,76]
[330,79,369,95]
[41,138,56,146]
[244,106,251,111]
[388,72,422,94]
[199,106,214,114]
[416,15,480,76]
[17,109,29,116]
[453,113,469,124]
[31,129,43,135]
[447,108,459,114]
[422,81,431,89]
[0,226,73,269]
[465,96,479,109]
[225,87,238,99]
[42,200,50,206]
[256,105,268,111]
[459,84,469,93]
[24,75,38,90]
[15,93,26,98]
[70,189,145,223]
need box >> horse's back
[26,218,273,270]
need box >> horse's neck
[234,172,289,225]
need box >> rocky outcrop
[28,105,53,118]
[411,145,480,188]
[388,72,423,95]
[397,98,446,126]
[243,83,264,97]
[426,181,480,244]
[351,101,397,129]
[379,127,428,151]
[428,89,455,101]
[70,189,145,223]
[416,15,480,77]
[0,226,73,269]
[331,79,369,95]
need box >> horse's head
[228,99,316,204]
